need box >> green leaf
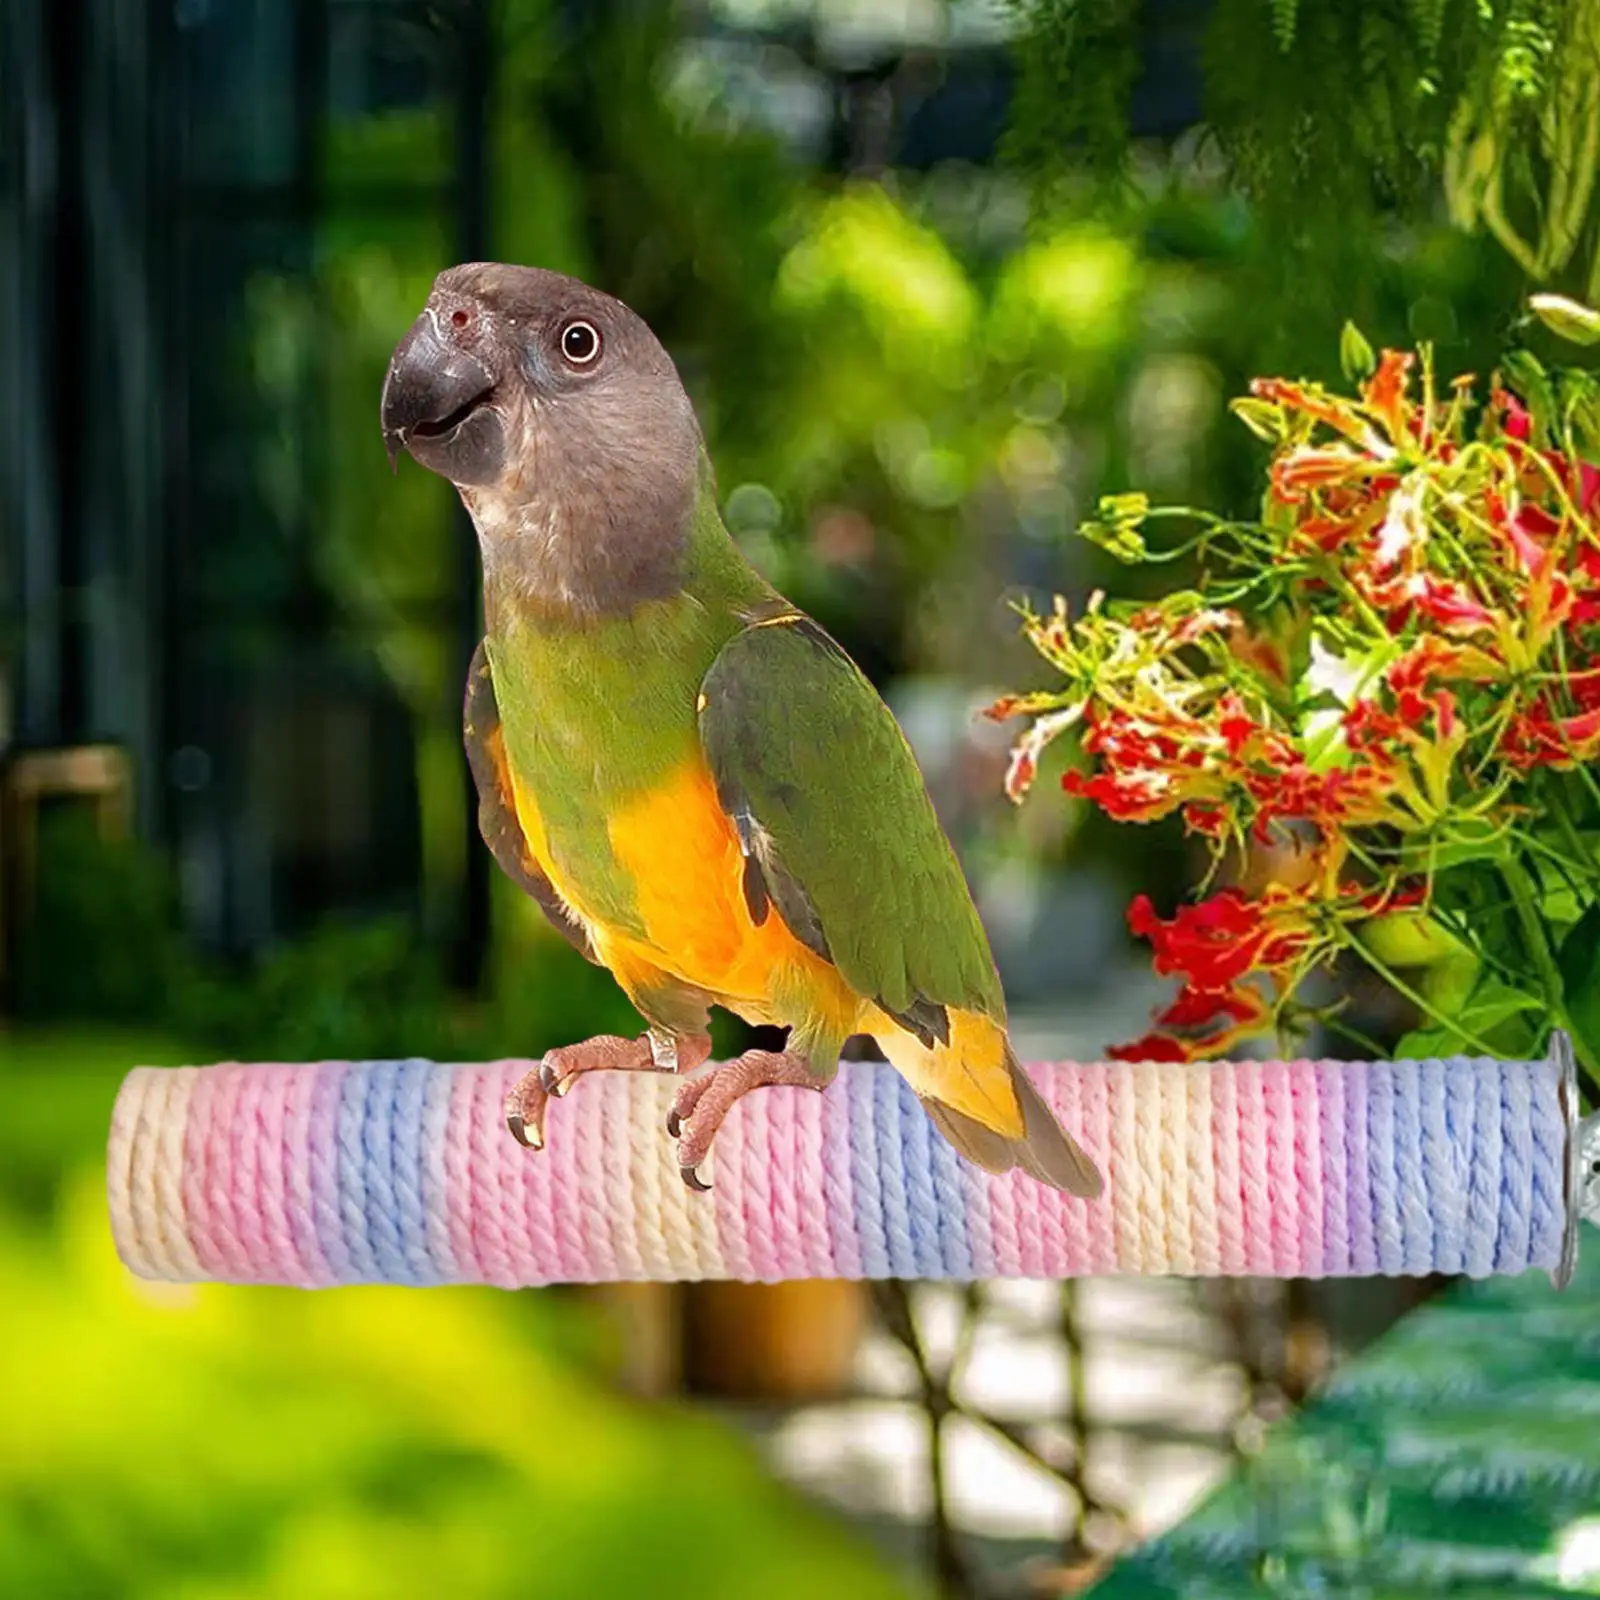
[1079,519,1144,563]
[1230,397,1285,442]
[1557,903,1600,1066]
[1100,490,1150,523]
[1298,706,1351,771]
[1393,976,1543,1060]
[1529,292,1600,346]
[1539,879,1583,928]
[1566,375,1600,459]
[1079,492,1150,563]
[1421,948,1482,1014]
[1340,320,1377,382]
[1357,912,1466,969]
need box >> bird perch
[108,1038,1599,1289]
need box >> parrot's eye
[559,320,602,367]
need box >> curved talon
[507,1032,708,1156]
[504,1080,548,1150]
[669,1048,819,1185]
[668,1071,717,1133]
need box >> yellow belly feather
[511,756,860,1036]
[510,754,1020,1134]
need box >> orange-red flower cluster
[995,336,1600,1060]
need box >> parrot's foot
[505,1028,711,1150]
[667,1049,822,1191]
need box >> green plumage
[698,614,1006,1025]
[480,468,1004,1043]
[481,480,772,936]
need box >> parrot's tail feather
[921,1055,1103,1198]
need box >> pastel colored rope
[105,1055,1598,1288]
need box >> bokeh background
[1,1,1591,1596]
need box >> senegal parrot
[380,263,1103,1198]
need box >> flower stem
[1500,853,1600,1076]
[1341,935,1501,1057]
[1316,1011,1390,1059]
[1546,776,1595,868]
[1508,826,1600,895]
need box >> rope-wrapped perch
[107,1045,1599,1289]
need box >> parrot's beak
[381,309,497,474]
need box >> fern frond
[1407,0,1450,57]
[1266,0,1299,52]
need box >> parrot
[379,263,1103,1199]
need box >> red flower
[1156,984,1269,1030]
[1063,766,1175,822]
[1392,685,1459,741]
[1244,758,1392,834]
[1362,349,1415,441]
[1063,697,1242,825]
[1126,889,1310,991]
[1343,699,1406,751]
[1251,377,1377,448]
[1395,686,1428,725]
[1296,516,1351,552]
[1387,636,1473,695]
[1217,692,1257,755]
[1183,802,1229,837]
[1109,978,1273,1062]
[1500,659,1600,766]
[1271,448,1367,504]
[1382,575,1498,633]
[1007,350,1600,1070]
[1515,502,1561,539]
[1495,388,1531,441]
[1503,703,1600,767]
[1174,608,1241,645]
[1510,519,1554,580]
[1532,450,1600,516]
[1005,745,1038,801]
[1486,489,1560,581]
[1106,1032,1192,1063]
[1580,461,1600,514]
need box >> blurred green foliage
[11,813,639,1064]
[1005,0,1590,339]
[13,808,194,1029]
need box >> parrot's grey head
[380,262,704,616]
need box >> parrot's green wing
[463,640,599,963]
[697,615,1004,1040]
